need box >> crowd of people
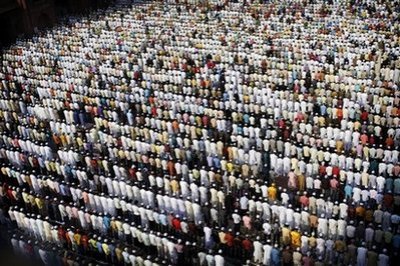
[1,0,400,265]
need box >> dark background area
[0,227,42,266]
[0,0,115,49]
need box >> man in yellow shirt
[226,160,234,173]
[290,228,301,248]
[74,230,82,253]
[308,232,317,249]
[170,178,180,194]
[88,235,97,257]
[268,183,277,201]
[102,239,110,262]
[281,225,291,246]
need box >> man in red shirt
[299,192,309,208]
[172,215,181,231]
[330,176,339,201]
[383,193,394,209]
[361,110,368,121]
[58,226,67,248]
[242,235,253,260]
[81,233,89,255]
[224,229,234,251]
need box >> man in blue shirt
[271,244,281,266]
[394,178,400,195]
[344,184,353,200]
[96,237,104,260]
